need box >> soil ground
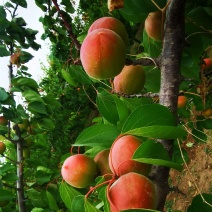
[165,132,212,212]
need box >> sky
[0,1,50,90]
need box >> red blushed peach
[0,116,8,126]
[109,135,151,177]
[88,17,129,48]
[201,58,212,71]
[113,65,146,94]
[80,28,126,80]
[61,154,97,188]
[144,11,163,41]
[177,96,188,109]
[0,142,6,154]
[107,172,156,212]
[94,149,113,179]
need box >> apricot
[18,119,29,131]
[94,149,112,179]
[80,28,126,80]
[144,11,163,41]
[88,17,129,47]
[0,116,8,126]
[202,108,212,118]
[0,142,6,154]
[201,58,212,71]
[109,135,151,177]
[113,65,146,94]
[177,96,188,108]
[108,172,156,212]
[61,154,97,188]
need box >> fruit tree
[0,0,212,212]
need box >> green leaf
[23,90,44,103]
[122,104,176,133]
[46,191,59,211]
[187,193,212,212]
[35,171,51,185]
[192,128,207,143]
[133,140,183,171]
[0,45,10,57]
[0,189,14,201]
[74,124,121,148]
[15,77,39,89]
[10,0,27,8]
[85,198,102,212]
[125,125,187,140]
[71,195,85,212]
[61,69,78,87]
[59,182,82,211]
[98,187,110,212]
[37,118,55,130]
[0,125,8,135]
[0,87,9,101]
[28,101,47,115]
[61,0,75,13]
[202,119,212,129]
[42,94,61,108]
[97,89,119,125]
[0,6,7,19]
[19,51,34,63]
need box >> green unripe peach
[144,11,163,41]
[80,28,126,80]
[108,172,156,212]
[113,65,146,94]
[109,135,151,177]
[88,17,129,48]
[61,154,97,188]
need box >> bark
[149,0,185,210]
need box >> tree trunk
[149,0,185,210]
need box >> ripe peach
[0,142,6,154]
[80,28,126,80]
[94,149,112,179]
[108,172,156,212]
[177,96,188,108]
[0,116,8,126]
[144,11,163,41]
[88,17,129,47]
[113,65,146,94]
[202,108,212,118]
[201,58,212,71]
[109,135,151,177]
[61,154,97,188]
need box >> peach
[94,149,112,179]
[109,135,151,177]
[113,65,146,94]
[88,17,129,47]
[201,58,212,71]
[144,11,163,41]
[80,28,126,80]
[61,154,97,188]
[177,96,188,108]
[108,172,156,211]
[0,116,8,126]
[0,142,6,154]
[202,108,212,118]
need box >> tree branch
[149,0,186,210]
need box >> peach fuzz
[109,135,151,176]
[61,154,97,188]
[144,11,163,41]
[94,149,112,179]
[88,17,129,47]
[113,65,146,94]
[80,28,126,80]
[107,172,156,212]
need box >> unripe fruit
[80,28,126,80]
[113,65,146,94]
[144,11,163,41]
[108,172,156,212]
[0,116,8,126]
[18,119,29,131]
[0,142,6,154]
[23,147,30,159]
[202,108,212,118]
[94,149,112,179]
[201,58,212,71]
[88,17,129,47]
[61,154,97,188]
[177,96,188,108]
[109,135,151,176]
